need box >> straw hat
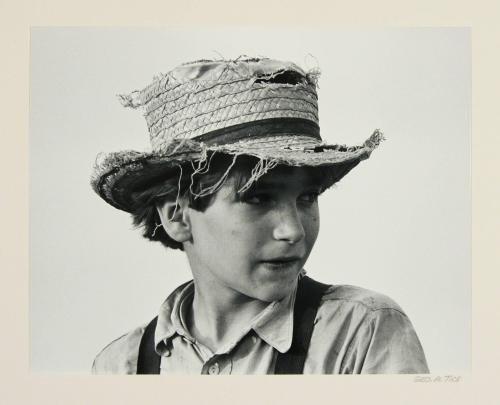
[91,57,384,212]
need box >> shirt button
[208,362,220,375]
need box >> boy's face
[182,165,322,303]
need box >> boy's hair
[130,153,339,250]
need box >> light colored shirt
[92,278,429,374]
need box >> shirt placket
[201,354,231,375]
[179,334,232,375]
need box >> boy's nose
[272,204,306,244]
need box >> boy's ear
[156,199,192,244]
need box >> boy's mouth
[260,256,302,268]
[265,256,301,263]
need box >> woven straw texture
[119,59,319,153]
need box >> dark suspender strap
[137,316,161,374]
[137,280,193,374]
[274,275,330,374]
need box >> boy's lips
[260,256,303,268]
[263,256,302,263]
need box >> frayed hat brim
[91,130,384,212]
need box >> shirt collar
[154,281,192,353]
[154,279,297,355]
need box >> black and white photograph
[29,28,470,375]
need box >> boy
[91,57,429,374]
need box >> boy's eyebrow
[242,176,324,192]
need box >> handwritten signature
[414,375,461,383]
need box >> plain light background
[30,27,470,374]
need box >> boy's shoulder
[92,324,147,374]
[320,283,405,314]
[312,283,428,373]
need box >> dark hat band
[193,118,321,146]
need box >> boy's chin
[250,282,297,303]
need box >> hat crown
[119,58,320,153]
[172,58,307,81]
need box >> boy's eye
[240,191,320,205]
[242,193,272,205]
[299,191,320,204]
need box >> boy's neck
[186,280,269,353]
